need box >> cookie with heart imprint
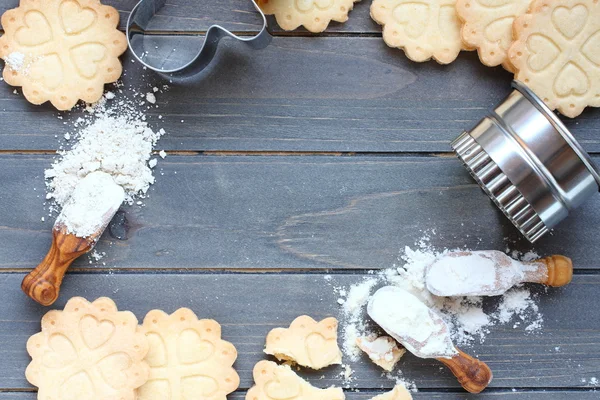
[371,0,469,64]
[246,360,345,400]
[371,384,413,400]
[456,0,533,70]
[25,297,150,400]
[264,315,342,370]
[137,308,240,400]
[258,0,360,33]
[356,334,406,372]
[0,0,127,110]
[508,0,600,118]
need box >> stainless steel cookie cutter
[453,80,600,243]
[126,0,271,77]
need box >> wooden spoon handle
[438,348,493,393]
[537,255,573,287]
[22,231,91,306]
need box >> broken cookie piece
[246,360,345,400]
[357,335,405,372]
[372,385,413,400]
[265,315,342,370]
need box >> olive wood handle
[22,228,92,306]
[438,347,493,393]
[524,255,573,287]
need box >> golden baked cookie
[356,335,405,372]
[265,315,342,370]
[246,360,345,400]
[456,0,532,70]
[0,0,127,110]
[258,0,360,33]
[508,0,600,117]
[370,0,468,64]
[25,297,149,400]
[372,385,413,400]
[137,308,240,400]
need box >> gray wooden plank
[1,38,599,152]
[1,392,599,399]
[1,273,599,390]
[1,154,600,271]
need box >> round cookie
[456,0,533,70]
[0,0,128,110]
[258,0,360,33]
[25,297,150,400]
[508,0,600,118]
[371,0,469,64]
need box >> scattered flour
[45,94,166,206]
[4,51,25,71]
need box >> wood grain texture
[1,39,599,152]
[1,154,599,271]
[0,273,599,390]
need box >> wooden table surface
[1,0,599,398]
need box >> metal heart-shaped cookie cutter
[126,0,271,77]
[453,80,600,242]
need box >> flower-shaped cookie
[356,335,406,372]
[258,0,360,32]
[371,0,467,64]
[26,297,150,400]
[0,0,127,110]
[371,385,413,400]
[508,0,600,117]
[137,308,240,400]
[265,315,342,370]
[456,0,533,70]
[246,360,345,400]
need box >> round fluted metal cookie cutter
[126,0,271,77]
[452,81,600,243]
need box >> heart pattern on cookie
[581,30,600,66]
[177,328,215,364]
[551,5,588,39]
[296,0,334,11]
[305,333,339,368]
[59,371,96,400]
[553,62,590,97]
[145,332,168,367]
[70,43,107,79]
[474,0,512,7]
[526,34,560,71]
[181,375,219,397]
[80,315,115,349]
[97,352,132,389]
[392,3,430,39]
[59,0,97,34]
[484,16,515,50]
[42,333,78,369]
[15,10,53,46]
[28,53,64,90]
[265,374,302,399]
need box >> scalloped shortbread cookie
[265,315,342,370]
[356,335,405,372]
[246,360,345,400]
[258,0,360,32]
[456,0,532,70]
[137,308,240,400]
[26,297,149,400]
[370,0,468,64]
[372,385,413,400]
[0,0,127,110]
[508,0,600,117]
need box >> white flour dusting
[55,171,124,238]
[336,240,545,389]
[4,52,25,71]
[45,94,165,206]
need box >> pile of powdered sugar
[45,93,166,207]
[330,240,545,389]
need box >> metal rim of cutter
[126,0,271,77]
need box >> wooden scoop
[368,286,493,394]
[22,172,124,306]
[425,250,572,297]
